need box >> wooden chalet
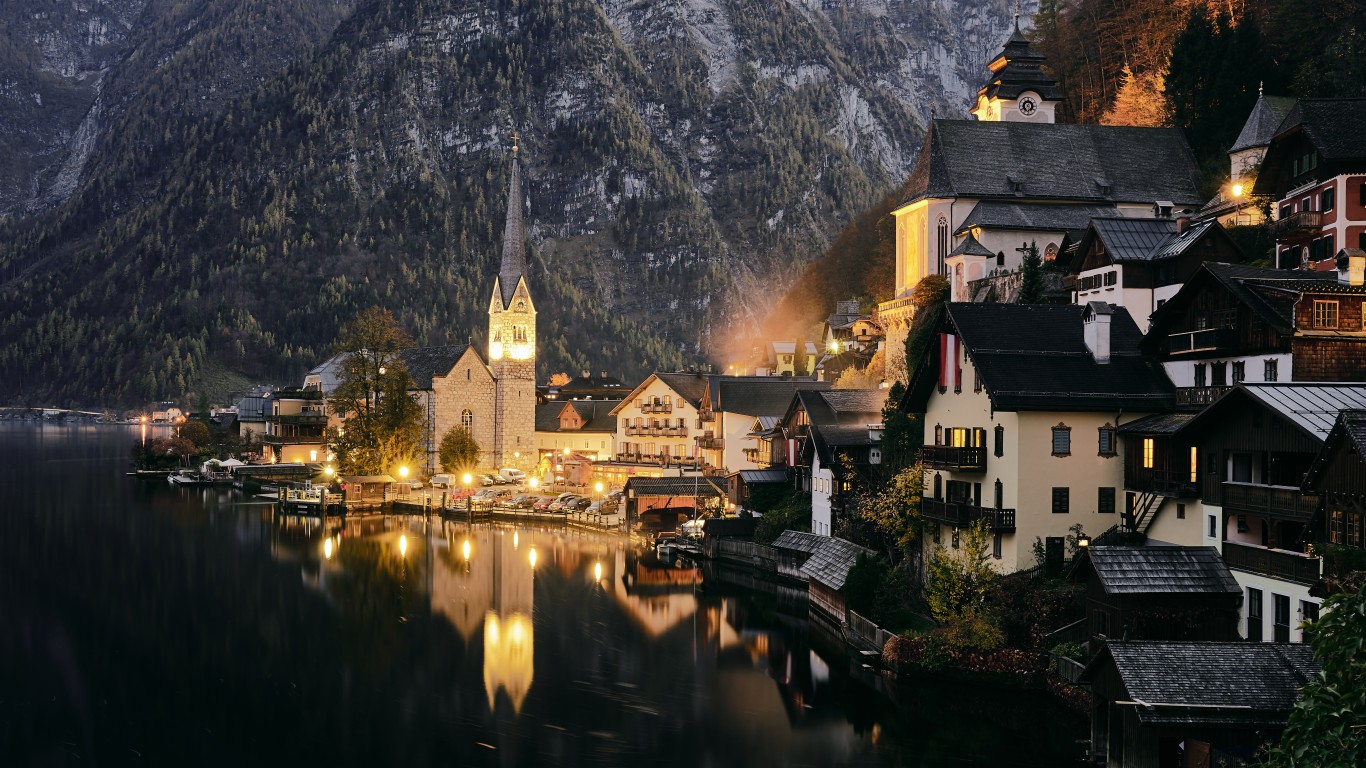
[1073,546,1241,644]
[1300,409,1366,593]
[1083,641,1318,768]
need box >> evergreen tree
[1017,241,1045,304]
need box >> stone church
[305,142,537,476]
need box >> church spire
[497,133,526,307]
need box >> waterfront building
[607,372,710,475]
[1073,546,1242,643]
[695,376,830,474]
[903,302,1175,573]
[534,399,619,471]
[261,386,329,464]
[779,388,885,537]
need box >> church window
[461,409,474,430]
[515,300,527,312]
[513,325,528,343]
[937,217,949,274]
[466,367,471,381]
[1044,243,1058,262]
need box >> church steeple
[496,133,527,308]
[971,13,1063,123]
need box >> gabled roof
[906,303,1174,412]
[401,345,476,389]
[305,353,348,394]
[1081,546,1240,595]
[536,400,620,433]
[1229,93,1298,153]
[899,120,1202,208]
[559,372,628,392]
[800,537,874,591]
[954,201,1117,237]
[707,376,831,418]
[1117,412,1195,436]
[534,402,564,432]
[623,476,725,498]
[1145,262,1340,346]
[1078,217,1225,267]
[1255,98,1366,197]
[1239,383,1366,440]
[1302,409,1366,490]
[733,469,789,484]
[1082,641,1318,726]
[611,372,710,415]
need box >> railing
[848,610,894,654]
[698,410,715,423]
[640,402,672,413]
[1175,386,1233,407]
[743,448,760,463]
[1166,328,1236,355]
[697,434,725,450]
[1271,210,1323,238]
[1222,541,1321,585]
[267,412,328,425]
[1222,482,1320,522]
[626,425,690,437]
[1132,469,1199,498]
[613,453,702,467]
[263,433,326,445]
[922,445,987,471]
[921,499,1016,531]
[878,295,917,315]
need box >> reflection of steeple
[484,611,534,712]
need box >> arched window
[937,217,949,274]
[461,409,474,430]
[1044,243,1059,262]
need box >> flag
[939,333,961,391]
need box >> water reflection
[0,425,1085,767]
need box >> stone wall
[429,349,497,473]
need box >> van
[499,468,526,482]
[430,474,454,488]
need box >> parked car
[585,500,615,516]
[570,497,592,512]
[469,489,497,509]
[429,474,454,488]
[499,468,526,482]
[508,494,536,509]
[548,495,582,513]
[480,474,497,487]
[532,496,556,511]
[604,488,624,501]
[492,474,513,485]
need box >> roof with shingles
[1084,546,1240,595]
[400,345,472,390]
[955,201,1117,236]
[709,377,831,417]
[1083,641,1319,726]
[623,476,725,498]
[535,400,620,433]
[734,469,789,484]
[899,120,1202,208]
[800,537,874,591]
[1117,412,1195,435]
[1239,383,1366,439]
[947,232,996,259]
[652,372,710,407]
[1302,409,1366,490]
[1275,98,1366,160]
[1229,93,1298,153]
[1144,262,1341,349]
[534,402,563,432]
[773,530,825,554]
[917,303,1174,412]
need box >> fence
[848,610,893,654]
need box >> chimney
[1083,302,1112,364]
[1339,249,1366,285]
[1175,214,1191,234]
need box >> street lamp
[398,465,409,480]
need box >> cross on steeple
[511,129,520,154]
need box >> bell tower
[487,134,536,472]
[971,11,1063,124]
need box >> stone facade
[424,347,497,472]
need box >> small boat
[168,470,231,487]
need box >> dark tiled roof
[800,537,875,591]
[735,469,788,484]
[624,476,725,498]
[948,232,996,258]
[1280,98,1366,160]
[400,345,470,389]
[1229,94,1298,153]
[819,389,887,417]
[1085,641,1318,726]
[560,372,628,392]
[937,303,1175,412]
[1239,383,1366,439]
[534,402,563,432]
[1117,412,1195,435]
[955,201,1117,236]
[653,372,710,407]
[566,400,620,432]
[1084,546,1240,595]
[1087,217,1177,262]
[1147,262,1338,340]
[978,23,1064,102]
[1303,409,1366,490]
[711,377,831,417]
[773,530,824,554]
[899,120,1201,208]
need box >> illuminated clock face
[1018,96,1038,116]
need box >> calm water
[0,424,1084,767]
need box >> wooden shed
[1074,546,1242,643]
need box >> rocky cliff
[0,0,1024,406]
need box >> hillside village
[146,21,1366,768]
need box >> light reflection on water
[0,425,1085,767]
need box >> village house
[534,399,619,469]
[778,389,885,537]
[1082,640,1319,768]
[1142,259,1366,410]
[1197,89,1297,228]
[1253,97,1366,269]
[1301,409,1366,593]
[606,372,710,479]
[540,370,629,402]
[695,376,830,474]
[879,23,1203,368]
[1070,216,1245,320]
[261,386,329,464]
[1073,546,1242,644]
[903,302,1175,573]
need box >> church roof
[496,146,528,307]
[401,345,471,389]
[978,19,1064,103]
[1229,93,1297,153]
[955,201,1117,237]
[899,120,1202,208]
[947,232,996,259]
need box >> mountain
[0,0,1022,407]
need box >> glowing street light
[398,465,410,480]
[527,477,539,490]
[1231,183,1245,198]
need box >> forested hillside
[0,0,1021,407]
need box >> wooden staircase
[1127,491,1167,536]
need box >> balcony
[1175,386,1233,407]
[1150,470,1199,498]
[1222,541,1321,585]
[698,410,716,423]
[267,411,328,425]
[921,499,1016,532]
[625,425,688,437]
[1222,482,1320,523]
[640,402,672,414]
[1271,210,1323,239]
[697,434,725,450]
[613,452,703,468]
[1166,328,1237,355]
[743,448,760,463]
[263,433,327,446]
[922,445,987,472]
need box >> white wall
[810,453,833,536]
[1160,354,1291,388]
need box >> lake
[0,424,1085,766]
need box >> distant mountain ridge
[0,0,1022,407]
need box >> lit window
[1314,300,1339,329]
[1189,446,1199,483]
[1142,437,1154,469]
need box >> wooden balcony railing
[1271,210,1323,238]
[640,402,673,413]
[626,426,688,437]
[697,434,725,450]
[1222,482,1320,522]
[1166,328,1237,355]
[922,445,987,472]
[1175,386,1233,407]
[921,499,1016,532]
[267,411,328,425]
[1222,541,1321,585]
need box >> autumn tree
[925,521,1004,651]
[438,426,481,473]
[177,419,211,448]
[328,308,426,475]
[1101,64,1172,127]
[902,273,951,380]
[548,372,571,386]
